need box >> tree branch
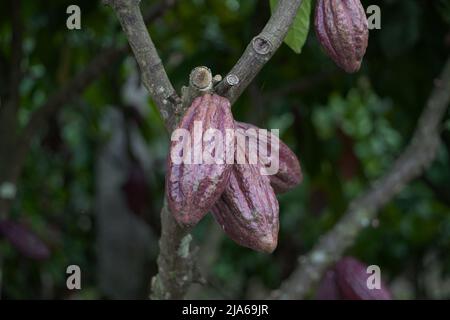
[104,0,180,130]
[270,57,450,299]
[215,0,303,104]
[150,201,196,299]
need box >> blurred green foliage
[0,0,449,299]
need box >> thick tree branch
[215,0,303,104]
[104,0,180,130]
[150,201,196,299]
[271,57,450,299]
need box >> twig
[270,57,450,299]
[215,0,303,104]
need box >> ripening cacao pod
[166,94,234,227]
[0,220,50,260]
[235,121,302,193]
[314,0,369,73]
[335,257,392,300]
[212,140,279,253]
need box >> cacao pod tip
[343,61,362,74]
[258,233,278,253]
[212,164,279,254]
[171,209,201,228]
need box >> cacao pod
[235,121,302,193]
[314,0,369,73]
[212,141,279,253]
[335,256,392,300]
[166,94,234,227]
[315,269,342,300]
[0,220,50,260]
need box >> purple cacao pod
[0,220,50,260]
[211,139,279,253]
[315,269,342,300]
[335,257,392,300]
[235,121,302,194]
[166,94,234,227]
[314,0,369,73]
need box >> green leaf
[269,0,312,54]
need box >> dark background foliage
[0,0,449,299]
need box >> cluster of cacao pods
[316,257,392,300]
[166,94,302,253]
[314,0,369,73]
